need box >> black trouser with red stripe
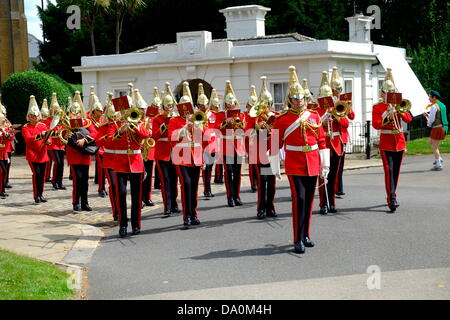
[104,168,118,219]
[142,160,154,202]
[176,165,201,221]
[49,150,65,187]
[256,164,276,212]
[224,153,243,200]
[4,151,11,186]
[115,172,143,229]
[45,151,52,182]
[214,163,223,182]
[156,160,178,212]
[95,154,106,192]
[0,160,7,194]
[249,164,258,189]
[319,151,342,208]
[337,147,346,194]
[202,152,215,195]
[70,165,89,206]
[287,175,317,243]
[28,162,47,199]
[380,150,404,205]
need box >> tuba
[123,107,143,123]
[331,101,351,119]
[191,110,207,127]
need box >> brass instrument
[123,107,143,123]
[191,110,207,127]
[141,137,156,161]
[331,101,351,119]
[395,99,411,114]
[231,117,244,129]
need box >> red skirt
[430,127,445,140]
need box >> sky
[24,0,57,41]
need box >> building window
[344,79,353,94]
[378,79,384,94]
[114,89,128,98]
[272,82,288,111]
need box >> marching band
[0,65,421,253]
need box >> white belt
[285,144,318,152]
[432,124,443,128]
[104,148,141,154]
[381,129,403,134]
[177,142,201,147]
[158,138,168,141]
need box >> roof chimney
[345,13,374,43]
[219,5,271,39]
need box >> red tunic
[0,128,13,160]
[372,103,413,151]
[340,110,355,144]
[168,117,204,166]
[271,109,326,176]
[89,116,105,155]
[202,111,219,154]
[106,121,149,173]
[152,115,172,161]
[22,122,50,163]
[4,120,15,153]
[65,119,98,166]
[323,117,349,156]
[216,111,246,157]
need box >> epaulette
[83,119,92,128]
[276,111,288,118]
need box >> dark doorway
[174,79,213,105]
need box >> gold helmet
[89,87,104,113]
[287,66,305,100]
[331,66,343,91]
[209,88,221,110]
[246,85,258,108]
[0,112,5,122]
[162,82,176,108]
[105,92,118,120]
[197,83,209,105]
[179,81,193,104]
[88,86,96,110]
[150,87,162,107]
[50,92,61,117]
[302,79,312,99]
[27,95,41,119]
[0,95,6,115]
[382,68,396,93]
[318,71,332,97]
[127,83,134,96]
[132,89,147,110]
[258,76,273,108]
[224,80,239,107]
[70,91,86,117]
[40,99,50,118]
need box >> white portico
[73,5,428,149]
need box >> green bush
[0,70,74,125]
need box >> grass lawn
[0,249,74,300]
[406,135,450,155]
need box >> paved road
[87,155,450,299]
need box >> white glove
[268,154,282,180]
[319,148,330,179]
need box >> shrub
[0,70,73,125]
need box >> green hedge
[0,70,78,125]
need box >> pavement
[0,153,381,299]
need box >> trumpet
[123,107,143,123]
[191,110,207,127]
[395,99,411,114]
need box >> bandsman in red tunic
[243,86,258,193]
[141,87,160,208]
[88,86,107,198]
[169,82,204,226]
[106,92,149,237]
[270,66,329,254]
[22,96,51,203]
[97,92,121,221]
[372,68,412,212]
[249,76,278,220]
[209,89,224,184]
[197,83,216,198]
[40,99,53,183]
[62,91,98,212]
[0,112,14,198]
[47,93,66,190]
[216,80,246,207]
[153,83,180,215]
[0,99,17,190]
[317,71,349,215]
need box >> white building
[73,5,428,150]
